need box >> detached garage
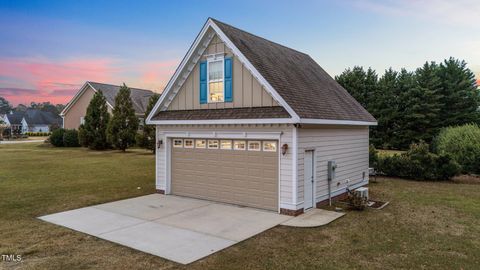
[146,18,376,215]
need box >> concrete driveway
[39,194,291,264]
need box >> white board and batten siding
[297,126,370,207]
[155,124,294,210]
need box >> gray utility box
[327,161,337,181]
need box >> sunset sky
[1,0,479,106]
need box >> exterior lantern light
[157,139,163,149]
[281,143,288,156]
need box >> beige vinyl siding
[155,124,294,207]
[166,34,278,111]
[63,85,97,129]
[297,126,369,204]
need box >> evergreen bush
[49,128,65,147]
[434,124,480,174]
[63,129,80,147]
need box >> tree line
[336,57,479,150]
[0,98,65,115]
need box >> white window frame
[195,139,206,148]
[263,141,277,152]
[220,140,232,150]
[207,55,225,103]
[233,140,246,150]
[173,139,183,148]
[184,139,194,148]
[207,139,219,149]
[248,141,261,151]
[80,116,85,125]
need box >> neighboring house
[61,82,156,129]
[4,109,61,134]
[146,18,377,216]
[3,111,25,135]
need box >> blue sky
[0,0,479,105]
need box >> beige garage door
[171,139,278,211]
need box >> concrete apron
[38,194,291,264]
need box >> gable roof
[23,109,62,126]
[5,111,24,125]
[61,82,156,116]
[147,18,376,126]
[88,82,155,115]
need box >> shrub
[377,141,460,180]
[369,144,379,168]
[434,124,480,174]
[49,128,65,147]
[63,129,80,147]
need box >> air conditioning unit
[354,187,369,200]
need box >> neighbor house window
[208,140,219,149]
[263,141,277,152]
[195,139,206,148]
[184,139,194,148]
[220,140,232,150]
[233,140,246,150]
[173,139,183,148]
[248,141,261,151]
[208,59,224,102]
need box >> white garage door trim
[163,132,282,212]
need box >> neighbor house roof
[5,111,25,125]
[152,106,289,121]
[61,82,157,117]
[211,19,375,122]
[88,82,156,115]
[23,109,62,126]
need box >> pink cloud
[0,57,180,106]
[138,59,179,91]
[0,57,119,105]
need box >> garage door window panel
[248,141,261,151]
[234,140,246,150]
[173,139,183,148]
[208,140,219,149]
[195,139,206,148]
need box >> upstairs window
[208,59,224,102]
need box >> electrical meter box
[327,161,337,181]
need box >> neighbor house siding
[297,126,369,206]
[155,124,294,209]
[63,86,97,130]
[166,34,278,111]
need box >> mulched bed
[367,200,389,210]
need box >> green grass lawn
[1,143,479,269]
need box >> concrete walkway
[281,209,345,227]
[39,194,291,264]
[0,139,44,144]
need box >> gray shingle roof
[212,18,376,122]
[23,109,62,126]
[88,82,156,115]
[5,111,24,125]
[152,106,289,120]
[6,109,61,126]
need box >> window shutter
[224,57,233,102]
[200,61,207,104]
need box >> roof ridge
[210,18,309,56]
[87,81,155,93]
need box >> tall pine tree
[393,69,416,149]
[78,91,110,150]
[372,68,398,148]
[403,61,442,144]
[136,93,160,152]
[107,84,138,151]
[438,57,479,126]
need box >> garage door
[171,138,278,211]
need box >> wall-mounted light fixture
[281,144,288,156]
[157,139,163,149]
